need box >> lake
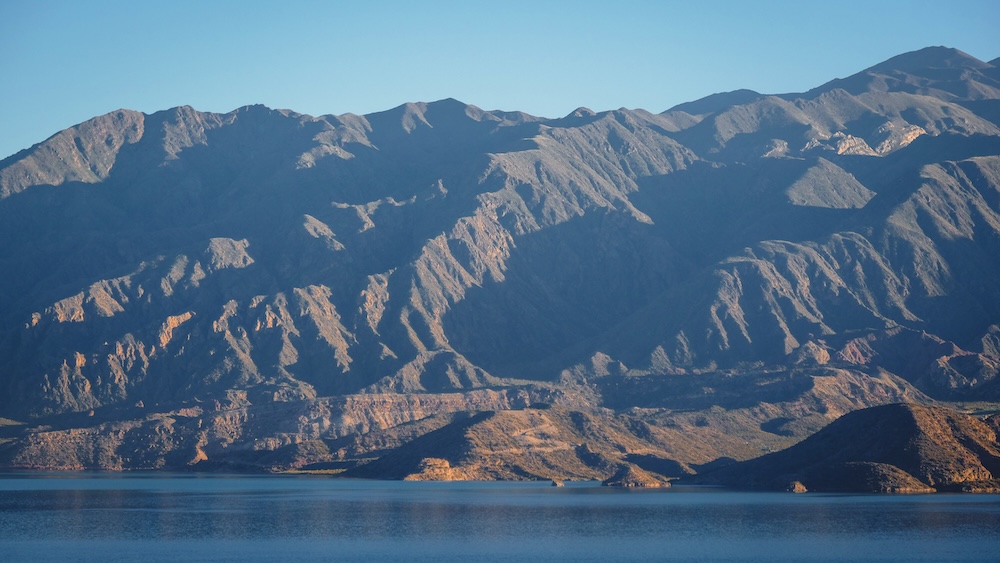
[1,473,998,562]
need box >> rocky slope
[1,47,999,478]
[686,403,1000,492]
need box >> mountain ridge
[1,47,999,479]
[686,403,1000,492]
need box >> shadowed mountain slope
[687,403,1000,492]
[1,47,999,476]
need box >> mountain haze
[1,47,999,479]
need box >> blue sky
[2,0,998,160]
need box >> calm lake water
[1,474,998,562]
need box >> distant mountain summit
[1,47,999,478]
[667,89,763,116]
[809,45,1000,100]
[870,45,993,72]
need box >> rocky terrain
[686,403,1000,493]
[1,46,999,482]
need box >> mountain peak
[869,46,989,73]
[666,89,763,116]
[426,97,470,110]
[0,108,146,198]
[231,103,274,114]
[426,98,496,122]
[802,45,1000,101]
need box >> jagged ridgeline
[1,47,999,477]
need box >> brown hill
[687,404,1000,492]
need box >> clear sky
[2,0,998,160]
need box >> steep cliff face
[1,47,999,474]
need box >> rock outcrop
[602,464,669,487]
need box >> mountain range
[1,46,999,484]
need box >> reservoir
[1,473,998,562]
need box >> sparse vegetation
[0,48,998,483]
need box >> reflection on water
[1,474,998,562]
